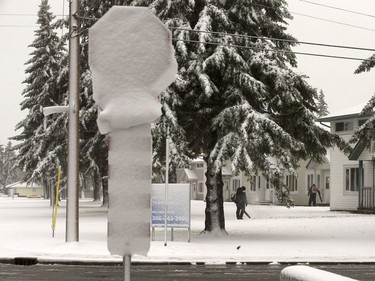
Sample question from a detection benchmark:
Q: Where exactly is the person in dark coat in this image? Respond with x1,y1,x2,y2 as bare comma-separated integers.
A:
235,186,249,219
308,184,321,206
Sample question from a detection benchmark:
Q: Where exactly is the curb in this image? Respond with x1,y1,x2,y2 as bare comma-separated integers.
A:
2,258,375,267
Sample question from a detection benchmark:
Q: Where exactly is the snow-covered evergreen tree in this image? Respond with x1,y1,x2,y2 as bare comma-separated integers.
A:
316,90,329,118
0,142,22,189
78,0,131,204
12,0,68,191
125,0,349,233
350,54,375,145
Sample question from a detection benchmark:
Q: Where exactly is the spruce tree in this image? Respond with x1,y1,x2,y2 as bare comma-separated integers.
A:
126,0,349,232
12,0,68,192
350,54,375,145
0,142,22,188
316,90,329,118
78,0,131,204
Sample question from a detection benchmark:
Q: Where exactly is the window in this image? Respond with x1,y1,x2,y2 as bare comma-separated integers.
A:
198,182,204,193
265,177,274,189
345,167,363,192
307,174,314,193
317,175,321,189
191,183,196,192
250,176,256,191
286,175,297,192
196,163,204,168
224,180,229,191
325,176,330,190
335,121,353,132
232,179,240,192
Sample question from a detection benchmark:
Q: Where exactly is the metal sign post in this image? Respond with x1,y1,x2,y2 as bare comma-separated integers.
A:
164,128,169,247
124,255,131,281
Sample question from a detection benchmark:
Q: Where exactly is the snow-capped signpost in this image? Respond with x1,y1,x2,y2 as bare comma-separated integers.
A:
89,6,177,281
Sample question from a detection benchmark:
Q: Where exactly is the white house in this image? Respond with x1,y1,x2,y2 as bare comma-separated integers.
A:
5,181,44,198
317,103,374,211
177,156,329,206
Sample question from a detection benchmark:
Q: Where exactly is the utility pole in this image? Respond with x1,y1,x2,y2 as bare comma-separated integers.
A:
66,0,80,242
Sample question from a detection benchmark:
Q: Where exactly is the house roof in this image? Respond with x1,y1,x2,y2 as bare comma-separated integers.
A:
306,155,330,169
317,103,371,122
348,139,366,161
182,169,198,181
5,182,43,189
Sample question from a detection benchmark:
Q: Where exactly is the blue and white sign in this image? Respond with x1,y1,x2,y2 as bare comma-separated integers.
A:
152,183,190,228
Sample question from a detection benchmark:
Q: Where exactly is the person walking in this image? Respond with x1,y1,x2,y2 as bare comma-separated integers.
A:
308,184,322,206
235,186,250,219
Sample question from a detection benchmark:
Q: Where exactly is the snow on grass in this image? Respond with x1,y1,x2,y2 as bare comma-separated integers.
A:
0,198,374,263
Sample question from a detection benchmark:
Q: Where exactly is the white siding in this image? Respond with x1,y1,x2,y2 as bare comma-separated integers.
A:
330,131,362,210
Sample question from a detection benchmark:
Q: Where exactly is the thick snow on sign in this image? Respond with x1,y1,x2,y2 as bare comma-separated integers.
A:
89,6,177,133
89,6,177,257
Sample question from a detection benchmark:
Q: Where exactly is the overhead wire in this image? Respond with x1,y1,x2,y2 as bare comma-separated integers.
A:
298,0,375,18
291,12,375,32
251,2,375,32
0,13,36,16
1,3,375,32
0,25,37,28
172,38,375,63
170,27,375,52
2,3,375,62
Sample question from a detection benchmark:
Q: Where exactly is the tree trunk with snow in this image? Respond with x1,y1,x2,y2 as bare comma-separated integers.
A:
101,176,109,207
92,172,101,202
204,162,225,232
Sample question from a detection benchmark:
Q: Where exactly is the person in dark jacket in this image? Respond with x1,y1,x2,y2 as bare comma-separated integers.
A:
235,186,249,219
308,184,322,206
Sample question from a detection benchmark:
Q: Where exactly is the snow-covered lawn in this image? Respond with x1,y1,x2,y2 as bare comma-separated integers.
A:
0,198,374,264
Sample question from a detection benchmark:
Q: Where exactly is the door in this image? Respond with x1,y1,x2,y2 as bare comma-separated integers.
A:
324,175,330,204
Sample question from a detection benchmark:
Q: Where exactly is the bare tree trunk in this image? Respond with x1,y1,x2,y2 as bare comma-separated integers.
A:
204,160,225,232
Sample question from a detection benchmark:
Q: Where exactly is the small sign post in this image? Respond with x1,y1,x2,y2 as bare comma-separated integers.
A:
89,6,177,281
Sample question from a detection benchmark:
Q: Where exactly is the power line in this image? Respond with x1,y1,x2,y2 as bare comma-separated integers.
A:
170,27,375,52
252,2,375,32
172,38,375,63
0,25,37,28
0,13,66,17
291,12,375,32
298,0,375,18
0,13,36,16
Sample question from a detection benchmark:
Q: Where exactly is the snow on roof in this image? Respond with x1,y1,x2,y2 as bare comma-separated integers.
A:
191,157,204,163
317,103,369,122
5,182,42,188
183,168,198,181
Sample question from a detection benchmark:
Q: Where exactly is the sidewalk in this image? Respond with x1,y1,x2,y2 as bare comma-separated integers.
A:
0,198,374,264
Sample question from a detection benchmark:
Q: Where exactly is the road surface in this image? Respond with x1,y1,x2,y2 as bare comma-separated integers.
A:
0,263,374,280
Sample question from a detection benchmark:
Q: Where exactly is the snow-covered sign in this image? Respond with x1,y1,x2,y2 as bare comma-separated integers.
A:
89,6,177,133
89,6,177,257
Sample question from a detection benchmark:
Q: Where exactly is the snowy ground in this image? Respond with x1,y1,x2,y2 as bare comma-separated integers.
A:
0,198,374,264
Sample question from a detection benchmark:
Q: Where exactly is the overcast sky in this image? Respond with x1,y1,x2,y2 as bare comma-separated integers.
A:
0,0,375,146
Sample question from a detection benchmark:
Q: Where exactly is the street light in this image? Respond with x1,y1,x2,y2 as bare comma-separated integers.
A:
42,103,79,242
66,0,80,242
43,0,80,244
